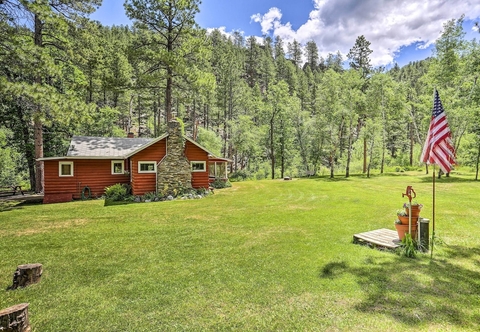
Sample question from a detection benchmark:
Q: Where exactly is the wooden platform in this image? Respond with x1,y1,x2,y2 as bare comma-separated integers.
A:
353,228,401,249
0,193,44,203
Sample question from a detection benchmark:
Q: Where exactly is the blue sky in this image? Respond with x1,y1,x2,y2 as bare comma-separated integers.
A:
90,0,480,68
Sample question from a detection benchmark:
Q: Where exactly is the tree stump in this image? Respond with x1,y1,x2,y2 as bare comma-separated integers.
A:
9,264,43,290
0,303,30,332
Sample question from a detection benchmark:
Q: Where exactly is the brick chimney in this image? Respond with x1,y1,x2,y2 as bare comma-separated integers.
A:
127,132,134,138
156,121,192,194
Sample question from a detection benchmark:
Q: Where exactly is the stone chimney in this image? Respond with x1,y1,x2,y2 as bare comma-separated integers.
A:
156,121,192,195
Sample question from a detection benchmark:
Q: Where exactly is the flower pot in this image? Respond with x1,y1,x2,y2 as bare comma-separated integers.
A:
405,205,421,217
395,223,418,241
397,216,418,225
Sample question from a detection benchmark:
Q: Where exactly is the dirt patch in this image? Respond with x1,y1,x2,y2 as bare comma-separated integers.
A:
0,219,89,237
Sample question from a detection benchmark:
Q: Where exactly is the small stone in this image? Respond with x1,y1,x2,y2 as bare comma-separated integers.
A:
167,195,174,201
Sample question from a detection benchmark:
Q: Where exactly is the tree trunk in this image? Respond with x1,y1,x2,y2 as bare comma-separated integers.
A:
16,105,35,190
34,115,43,193
345,117,354,178
409,122,414,166
476,141,480,181
363,138,367,173
270,117,275,179
280,140,285,179
367,138,375,178
329,152,334,179
137,95,142,136
166,68,173,122
34,14,44,193
0,303,30,332
9,264,43,290
380,98,386,174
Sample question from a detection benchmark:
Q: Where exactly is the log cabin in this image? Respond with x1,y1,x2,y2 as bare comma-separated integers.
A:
38,121,230,203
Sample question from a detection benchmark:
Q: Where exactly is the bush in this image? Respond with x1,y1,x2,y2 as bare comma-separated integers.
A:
229,170,249,182
104,183,130,201
143,192,157,201
211,179,232,189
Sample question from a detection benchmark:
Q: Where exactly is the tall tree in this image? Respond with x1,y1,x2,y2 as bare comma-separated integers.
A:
124,0,202,122
287,39,302,68
0,0,101,192
304,41,319,71
347,35,373,173
347,35,373,78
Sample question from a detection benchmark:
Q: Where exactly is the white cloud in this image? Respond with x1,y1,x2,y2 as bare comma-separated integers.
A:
252,0,480,66
251,7,282,35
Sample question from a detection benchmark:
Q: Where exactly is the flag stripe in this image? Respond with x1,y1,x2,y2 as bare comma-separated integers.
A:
420,90,456,173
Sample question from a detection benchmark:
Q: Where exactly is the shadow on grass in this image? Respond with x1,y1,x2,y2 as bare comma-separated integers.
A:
103,199,137,207
305,172,430,182
319,247,480,329
418,175,479,183
0,201,26,212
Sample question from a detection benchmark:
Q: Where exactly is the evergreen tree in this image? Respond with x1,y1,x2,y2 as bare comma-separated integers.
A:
0,0,101,192
124,0,202,122
304,41,319,71
347,35,373,78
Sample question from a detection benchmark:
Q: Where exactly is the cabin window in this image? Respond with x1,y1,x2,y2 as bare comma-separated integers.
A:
111,160,124,175
191,161,206,172
59,161,74,177
208,162,227,178
138,161,156,173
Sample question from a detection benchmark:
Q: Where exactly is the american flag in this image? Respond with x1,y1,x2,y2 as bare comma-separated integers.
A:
420,90,456,173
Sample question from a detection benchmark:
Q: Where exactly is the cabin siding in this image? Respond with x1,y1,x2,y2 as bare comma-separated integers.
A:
185,141,209,188
43,134,224,203
43,159,129,203
130,139,167,195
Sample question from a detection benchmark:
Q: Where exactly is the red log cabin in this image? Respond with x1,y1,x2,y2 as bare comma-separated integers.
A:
38,121,230,204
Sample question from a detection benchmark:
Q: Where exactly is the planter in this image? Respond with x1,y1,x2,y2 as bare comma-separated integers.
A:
405,205,421,217
395,223,418,241
397,216,418,225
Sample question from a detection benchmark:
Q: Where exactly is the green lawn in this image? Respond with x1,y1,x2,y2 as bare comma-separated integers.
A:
1,172,480,331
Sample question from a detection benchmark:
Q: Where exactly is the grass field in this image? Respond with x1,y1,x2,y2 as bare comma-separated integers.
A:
1,172,480,331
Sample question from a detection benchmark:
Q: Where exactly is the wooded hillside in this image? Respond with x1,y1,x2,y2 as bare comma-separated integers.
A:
1,1,480,190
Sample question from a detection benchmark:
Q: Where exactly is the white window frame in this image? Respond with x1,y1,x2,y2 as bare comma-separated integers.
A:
111,160,125,175
191,161,206,172
59,161,74,177
138,161,157,173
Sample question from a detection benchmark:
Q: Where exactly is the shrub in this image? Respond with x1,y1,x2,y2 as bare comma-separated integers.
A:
143,192,157,201
229,170,249,182
104,183,130,201
211,179,232,189
397,233,417,258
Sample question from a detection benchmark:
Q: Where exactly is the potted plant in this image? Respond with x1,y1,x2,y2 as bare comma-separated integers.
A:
394,219,418,241
396,209,418,225
404,201,423,217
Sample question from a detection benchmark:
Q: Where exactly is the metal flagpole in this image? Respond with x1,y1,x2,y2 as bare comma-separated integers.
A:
431,164,436,259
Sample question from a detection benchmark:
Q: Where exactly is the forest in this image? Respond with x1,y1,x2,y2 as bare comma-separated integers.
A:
1,0,480,193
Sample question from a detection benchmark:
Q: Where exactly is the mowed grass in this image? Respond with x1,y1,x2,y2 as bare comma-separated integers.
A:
1,172,480,331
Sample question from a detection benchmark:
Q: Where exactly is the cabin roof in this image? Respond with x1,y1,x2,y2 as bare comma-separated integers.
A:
67,136,155,158
37,134,230,162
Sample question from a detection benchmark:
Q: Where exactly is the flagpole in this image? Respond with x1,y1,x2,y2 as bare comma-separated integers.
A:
431,164,436,259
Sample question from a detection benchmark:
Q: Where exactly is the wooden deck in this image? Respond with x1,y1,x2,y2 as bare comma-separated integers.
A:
0,193,44,203
353,228,401,249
